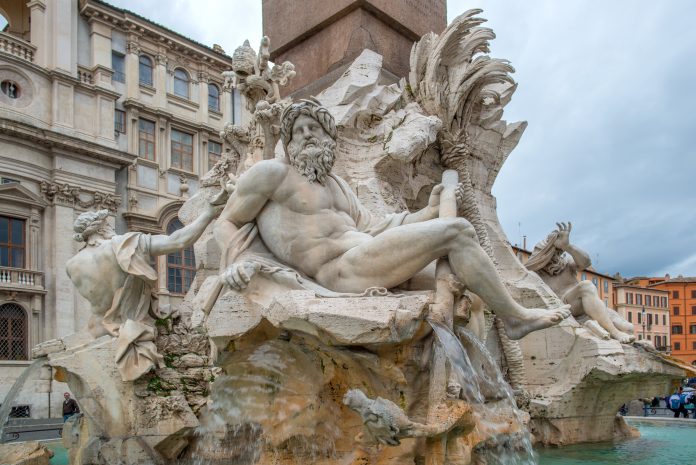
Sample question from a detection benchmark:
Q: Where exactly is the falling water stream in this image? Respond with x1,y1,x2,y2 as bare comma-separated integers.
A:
0,357,47,443
428,319,538,465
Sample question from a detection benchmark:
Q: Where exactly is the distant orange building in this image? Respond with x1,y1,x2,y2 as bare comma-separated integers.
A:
612,284,670,351
627,275,696,366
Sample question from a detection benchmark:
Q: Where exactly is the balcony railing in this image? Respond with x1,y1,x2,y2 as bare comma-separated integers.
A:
0,32,36,63
0,267,44,289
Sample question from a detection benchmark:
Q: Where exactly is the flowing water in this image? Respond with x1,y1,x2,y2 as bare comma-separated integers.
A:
428,320,538,465
0,357,47,443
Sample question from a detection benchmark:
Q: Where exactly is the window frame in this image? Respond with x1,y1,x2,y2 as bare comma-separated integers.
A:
111,51,126,83
170,128,194,172
114,109,126,134
672,325,683,335
208,83,220,111
0,215,26,268
207,140,222,171
0,303,28,360
138,118,156,161
165,218,196,295
173,68,190,99
139,54,154,86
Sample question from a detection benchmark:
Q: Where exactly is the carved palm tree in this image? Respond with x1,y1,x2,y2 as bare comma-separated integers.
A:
408,9,526,388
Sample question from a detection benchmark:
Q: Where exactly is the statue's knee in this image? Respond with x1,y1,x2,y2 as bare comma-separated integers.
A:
578,280,596,295
442,217,476,242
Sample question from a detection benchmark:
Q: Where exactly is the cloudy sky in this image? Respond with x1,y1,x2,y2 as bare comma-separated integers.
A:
107,0,696,278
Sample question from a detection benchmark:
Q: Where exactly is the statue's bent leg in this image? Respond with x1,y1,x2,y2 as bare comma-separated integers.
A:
316,217,472,292
316,218,569,339
564,281,634,343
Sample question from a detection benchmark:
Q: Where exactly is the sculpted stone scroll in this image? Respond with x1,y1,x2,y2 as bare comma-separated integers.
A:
65,202,222,381
211,98,570,340
526,222,635,343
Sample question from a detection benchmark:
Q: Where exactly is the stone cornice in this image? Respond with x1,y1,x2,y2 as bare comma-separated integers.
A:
0,117,135,167
79,0,232,72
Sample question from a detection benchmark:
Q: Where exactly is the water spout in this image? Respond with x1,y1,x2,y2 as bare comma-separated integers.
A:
0,357,47,443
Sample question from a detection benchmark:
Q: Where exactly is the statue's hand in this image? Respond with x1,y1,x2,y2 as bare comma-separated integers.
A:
553,222,572,250
222,260,261,291
427,184,444,216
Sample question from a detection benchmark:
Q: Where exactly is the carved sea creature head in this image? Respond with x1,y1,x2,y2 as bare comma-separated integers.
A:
73,209,114,244
343,389,369,410
282,99,337,184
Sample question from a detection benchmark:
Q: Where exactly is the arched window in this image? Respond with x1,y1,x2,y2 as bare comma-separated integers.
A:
0,303,27,360
166,219,195,294
139,55,153,86
173,68,189,98
208,83,220,111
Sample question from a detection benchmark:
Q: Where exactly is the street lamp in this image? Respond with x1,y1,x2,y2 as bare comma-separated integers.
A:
641,306,646,340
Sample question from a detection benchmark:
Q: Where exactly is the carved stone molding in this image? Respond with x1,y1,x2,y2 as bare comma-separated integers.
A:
127,40,140,55
39,181,121,212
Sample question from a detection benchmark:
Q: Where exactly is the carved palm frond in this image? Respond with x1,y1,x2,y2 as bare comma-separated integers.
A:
409,9,515,137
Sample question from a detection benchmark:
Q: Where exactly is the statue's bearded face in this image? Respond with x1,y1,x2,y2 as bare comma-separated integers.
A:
287,114,336,184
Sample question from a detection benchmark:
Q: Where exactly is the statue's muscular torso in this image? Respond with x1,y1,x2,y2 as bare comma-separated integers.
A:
220,159,372,278
538,260,580,300
66,242,127,316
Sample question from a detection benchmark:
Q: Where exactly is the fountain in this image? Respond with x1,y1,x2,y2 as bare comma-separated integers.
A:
6,9,687,465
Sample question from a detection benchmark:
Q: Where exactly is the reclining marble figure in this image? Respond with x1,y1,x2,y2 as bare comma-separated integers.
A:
66,203,221,381
526,222,635,343
213,99,570,339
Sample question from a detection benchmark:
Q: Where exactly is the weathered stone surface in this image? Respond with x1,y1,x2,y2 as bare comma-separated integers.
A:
265,291,431,345
0,441,53,465
522,326,683,445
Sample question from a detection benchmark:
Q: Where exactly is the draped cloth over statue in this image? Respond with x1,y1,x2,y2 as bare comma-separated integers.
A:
101,232,165,381
222,173,409,296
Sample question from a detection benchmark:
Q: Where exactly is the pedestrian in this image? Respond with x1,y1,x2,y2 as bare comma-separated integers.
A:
62,392,79,422
668,387,689,418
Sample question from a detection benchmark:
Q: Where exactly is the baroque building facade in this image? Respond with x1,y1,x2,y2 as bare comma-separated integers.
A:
0,0,244,418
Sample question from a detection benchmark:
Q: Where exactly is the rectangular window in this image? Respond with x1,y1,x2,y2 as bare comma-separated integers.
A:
627,293,633,305
112,51,125,83
0,216,25,268
692,290,696,299
674,342,681,351
654,335,660,348
171,129,194,171
692,341,696,350
674,306,680,316
648,313,653,326
692,306,696,315
637,312,642,324
627,312,632,323
672,325,683,335
647,334,651,340
138,119,156,160
662,297,667,308
663,315,666,325
604,280,609,292
114,109,126,134
690,325,696,334
645,295,651,306
673,290,679,299
636,294,643,305
208,141,222,171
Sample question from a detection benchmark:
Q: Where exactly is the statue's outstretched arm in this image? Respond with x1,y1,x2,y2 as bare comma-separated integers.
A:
150,202,221,256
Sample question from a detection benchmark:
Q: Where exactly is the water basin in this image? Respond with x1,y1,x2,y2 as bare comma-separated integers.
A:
537,419,696,465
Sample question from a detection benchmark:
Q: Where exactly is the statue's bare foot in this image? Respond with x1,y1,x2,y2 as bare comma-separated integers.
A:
501,305,571,340
609,330,635,344
614,319,634,333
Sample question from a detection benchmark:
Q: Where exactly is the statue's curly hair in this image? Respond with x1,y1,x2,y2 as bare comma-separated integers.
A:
73,209,110,242
280,98,336,152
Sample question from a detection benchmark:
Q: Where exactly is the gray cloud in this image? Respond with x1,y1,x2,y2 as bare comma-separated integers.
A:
108,0,696,277
449,0,696,277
